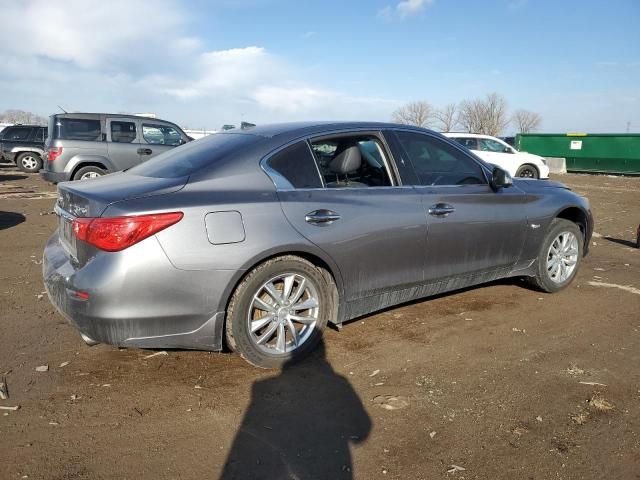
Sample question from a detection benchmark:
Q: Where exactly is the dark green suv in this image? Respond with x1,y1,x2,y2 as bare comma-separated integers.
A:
0,124,46,173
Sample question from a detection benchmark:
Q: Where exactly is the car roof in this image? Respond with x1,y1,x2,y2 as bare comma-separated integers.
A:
443,132,500,140
232,121,435,139
51,113,178,124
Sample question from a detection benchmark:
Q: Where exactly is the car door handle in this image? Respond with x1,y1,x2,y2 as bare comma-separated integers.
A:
428,203,456,217
305,209,341,225
137,148,153,155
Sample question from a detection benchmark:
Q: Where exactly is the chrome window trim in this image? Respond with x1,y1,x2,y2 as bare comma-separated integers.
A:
260,128,402,192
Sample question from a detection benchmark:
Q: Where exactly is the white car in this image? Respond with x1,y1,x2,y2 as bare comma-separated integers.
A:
443,133,549,179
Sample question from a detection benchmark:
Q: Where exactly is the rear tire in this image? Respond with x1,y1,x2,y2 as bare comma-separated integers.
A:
528,218,583,293
516,164,539,179
225,256,333,368
16,152,43,173
73,165,106,181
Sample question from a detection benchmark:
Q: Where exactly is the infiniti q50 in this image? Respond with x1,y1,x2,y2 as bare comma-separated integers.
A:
43,122,593,367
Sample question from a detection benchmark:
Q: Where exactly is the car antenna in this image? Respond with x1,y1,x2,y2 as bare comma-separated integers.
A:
57,105,68,113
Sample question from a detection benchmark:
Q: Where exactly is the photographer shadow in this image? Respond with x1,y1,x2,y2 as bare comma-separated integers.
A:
220,338,371,480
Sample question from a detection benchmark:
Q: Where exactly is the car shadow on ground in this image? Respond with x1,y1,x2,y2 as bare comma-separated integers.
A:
604,236,637,249
0,212,26,230
219,338,371,480
0,174,28,181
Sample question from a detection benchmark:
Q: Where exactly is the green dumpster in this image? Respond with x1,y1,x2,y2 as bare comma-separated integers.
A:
516,133,640,174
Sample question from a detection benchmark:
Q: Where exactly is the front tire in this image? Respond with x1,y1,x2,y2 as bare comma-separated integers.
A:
529,218,583,293
516,164,539,179
16,152,43,173
225,256,333,368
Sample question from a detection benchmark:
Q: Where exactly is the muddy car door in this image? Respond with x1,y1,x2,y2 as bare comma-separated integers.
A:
389,129,529,282
269,132,426,303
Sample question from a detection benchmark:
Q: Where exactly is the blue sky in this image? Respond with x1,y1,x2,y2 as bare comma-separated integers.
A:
0,0,638,133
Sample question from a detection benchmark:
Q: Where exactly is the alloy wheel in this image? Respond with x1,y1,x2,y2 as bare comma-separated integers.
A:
518,167,536,178
80,171,102,180
546,231,579,283
21,155,39,170
247,273,320,355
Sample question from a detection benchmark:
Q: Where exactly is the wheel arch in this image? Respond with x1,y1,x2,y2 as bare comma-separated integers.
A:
70,161,110,180
64,155,115,177
220,248,343,329
517,163,539,177
12,146,45,157
554,205,591,253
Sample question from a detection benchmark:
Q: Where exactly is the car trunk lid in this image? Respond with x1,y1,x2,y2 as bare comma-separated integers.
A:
55,172,188,262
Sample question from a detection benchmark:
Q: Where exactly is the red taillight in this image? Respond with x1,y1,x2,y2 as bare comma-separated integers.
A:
47,146,63,162
71,212,183,252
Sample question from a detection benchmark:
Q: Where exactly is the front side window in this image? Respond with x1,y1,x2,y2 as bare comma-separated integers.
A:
142,124,183,146
266,142,322,189
478,138,507,152
309,135,392,188
4,127,31,141
110,121,137,143
57,118,102,141
395,131,486,186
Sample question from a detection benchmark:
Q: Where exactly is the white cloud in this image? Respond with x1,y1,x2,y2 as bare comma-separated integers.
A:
0,0,190,70
378,0,433,20
0,0,401,127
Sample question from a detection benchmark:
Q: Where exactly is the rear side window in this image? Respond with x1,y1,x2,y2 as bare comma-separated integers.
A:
3,127,31,141
395,131,486,186
310,135,393,188
479,138,506,152
453,137,478,150
56,118,102,141
36,127,46,141
266,142,322,189
142,124,183,146
128,133,261,178
110,121,137,143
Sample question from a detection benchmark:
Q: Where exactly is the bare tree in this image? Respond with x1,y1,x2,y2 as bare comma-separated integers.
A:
434,103,459,132
512,109,541,133
458,93,509,136
0,109,47,125
391,101,435,128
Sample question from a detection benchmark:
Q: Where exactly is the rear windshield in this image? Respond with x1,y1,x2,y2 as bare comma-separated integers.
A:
128,133,261,178
53,118,102,141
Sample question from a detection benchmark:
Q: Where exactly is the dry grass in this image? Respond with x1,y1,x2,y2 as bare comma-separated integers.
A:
571,411,590,425
589,394,615,412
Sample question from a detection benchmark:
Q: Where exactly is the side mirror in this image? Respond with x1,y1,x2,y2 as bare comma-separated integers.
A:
503,146,513,153
490,166,513,190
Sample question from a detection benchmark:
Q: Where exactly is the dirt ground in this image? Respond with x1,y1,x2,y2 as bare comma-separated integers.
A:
1,164,638,480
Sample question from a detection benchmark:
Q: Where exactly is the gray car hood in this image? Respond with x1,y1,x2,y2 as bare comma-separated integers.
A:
513,178,569,192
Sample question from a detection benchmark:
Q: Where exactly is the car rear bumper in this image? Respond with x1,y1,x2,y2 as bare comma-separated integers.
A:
40,169,70,183
42,231,230,351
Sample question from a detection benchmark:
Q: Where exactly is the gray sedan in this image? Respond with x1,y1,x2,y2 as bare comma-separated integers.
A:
43,122,593,368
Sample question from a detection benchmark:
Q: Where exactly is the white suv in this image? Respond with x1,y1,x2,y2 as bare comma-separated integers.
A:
443,133,549,179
